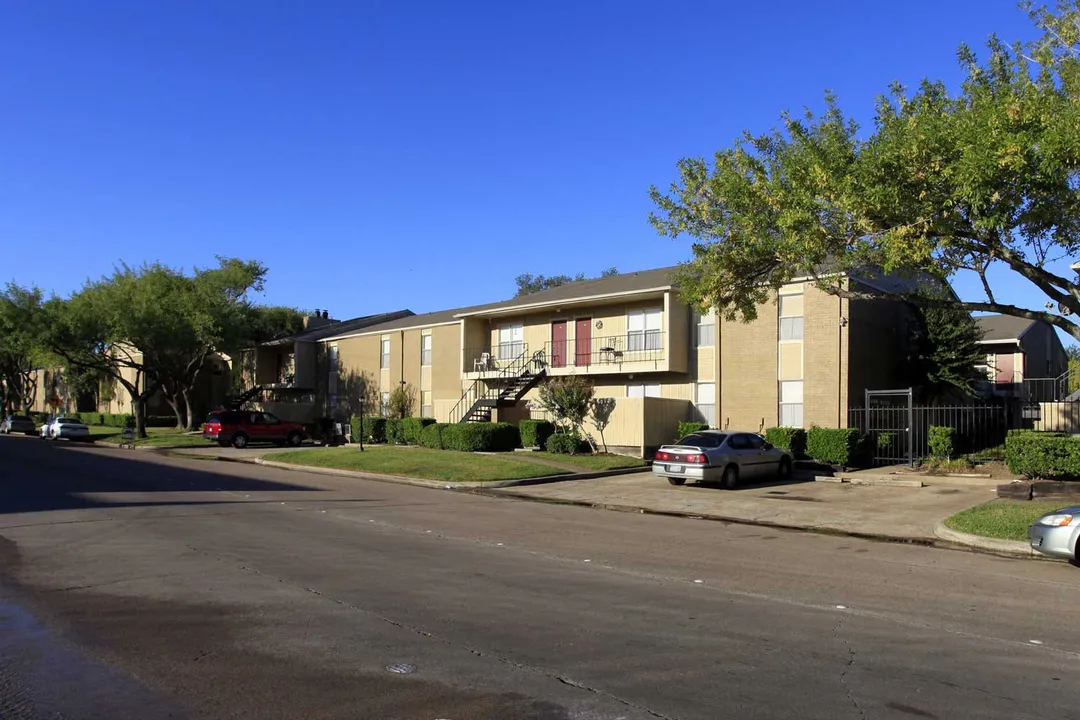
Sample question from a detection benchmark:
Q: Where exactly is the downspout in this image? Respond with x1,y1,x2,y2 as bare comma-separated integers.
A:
400,330,405,389
838,293,843,428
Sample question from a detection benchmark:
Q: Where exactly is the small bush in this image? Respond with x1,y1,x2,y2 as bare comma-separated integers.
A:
764,427,807,457
30,412,48,424
928,426,956,460
1005,431,1080,479
102,413,135,428
420,423,449,449
806,427,862,466
547,430,590,455
442,422,520,452
146,415,179,428
400,417,436,444
80,412,104,426
360,416,387,443
385,418,406,445
519,419,556,449
677,421,710,440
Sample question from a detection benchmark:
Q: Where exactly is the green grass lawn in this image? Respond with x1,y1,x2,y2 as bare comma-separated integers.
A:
272,446,571,482
528,452,647,471
89,426,213,447
944,500,1067,541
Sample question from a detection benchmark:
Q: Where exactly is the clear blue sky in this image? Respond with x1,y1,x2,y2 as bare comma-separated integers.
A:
0,0,1052,321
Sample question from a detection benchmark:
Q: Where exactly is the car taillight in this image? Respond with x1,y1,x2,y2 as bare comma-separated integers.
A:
656,451,670,461
687,454,707,464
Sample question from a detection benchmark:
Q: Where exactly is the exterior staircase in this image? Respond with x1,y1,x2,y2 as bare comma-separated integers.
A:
450,346,547,423
229,385,264,410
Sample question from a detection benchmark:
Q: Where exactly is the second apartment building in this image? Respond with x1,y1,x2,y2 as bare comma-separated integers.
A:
258,266,913,456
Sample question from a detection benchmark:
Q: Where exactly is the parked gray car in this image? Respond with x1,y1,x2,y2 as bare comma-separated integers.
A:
652,430,793,488
1028,506,1080,561
1,414,37,435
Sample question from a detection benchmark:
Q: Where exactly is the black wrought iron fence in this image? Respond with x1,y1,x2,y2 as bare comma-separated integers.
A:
849,403,1009,466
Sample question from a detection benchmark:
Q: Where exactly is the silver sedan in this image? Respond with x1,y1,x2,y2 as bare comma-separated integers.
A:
1028,506,1080,560
652,430,793,489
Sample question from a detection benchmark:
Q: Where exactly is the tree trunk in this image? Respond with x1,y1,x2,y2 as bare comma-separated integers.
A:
182,386,196,431
163,392,184,430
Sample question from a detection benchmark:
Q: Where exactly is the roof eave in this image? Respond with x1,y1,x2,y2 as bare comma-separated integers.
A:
453,286,674,319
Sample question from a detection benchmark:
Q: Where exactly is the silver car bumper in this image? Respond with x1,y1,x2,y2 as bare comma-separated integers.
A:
1029,524,1077,560
652,463,720,482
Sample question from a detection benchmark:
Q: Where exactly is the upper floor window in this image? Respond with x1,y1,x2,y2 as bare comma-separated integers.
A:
328,345,339,373
694,311,715,347
627,382,661,398
628,308,663,351
421,334,432,366
380,338,390,369
498,324,524,361
778,294,804,341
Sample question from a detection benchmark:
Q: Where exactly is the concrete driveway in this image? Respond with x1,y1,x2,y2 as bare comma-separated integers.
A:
492,473,997,541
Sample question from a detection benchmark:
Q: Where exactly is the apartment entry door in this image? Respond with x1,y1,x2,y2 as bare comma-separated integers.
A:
575,318,592,367
550,320,567,368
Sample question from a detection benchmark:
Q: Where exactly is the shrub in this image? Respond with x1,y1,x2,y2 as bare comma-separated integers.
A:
806,427,862,466
29,412,48,424
442,422,520,452
420,423,449,449
1005,431,1080,479
928,426,956,460
355,416,386,443
547,430,590,455
400,417,436,444
146,415,179,428
764,427,807,457
80,412,104,426
385,418,406,445
519,419,556,449
102,413,135,428
676,421,710,440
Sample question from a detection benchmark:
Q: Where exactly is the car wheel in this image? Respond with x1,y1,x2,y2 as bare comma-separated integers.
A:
668,477,686,486
721,464,739,490
286,431,302,447
777,457,792,479
231,433,249,449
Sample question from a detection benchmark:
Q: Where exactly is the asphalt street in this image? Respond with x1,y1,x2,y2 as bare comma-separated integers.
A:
2,435,1079,720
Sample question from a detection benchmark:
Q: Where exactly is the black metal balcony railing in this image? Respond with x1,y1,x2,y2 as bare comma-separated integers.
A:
545,333,664,369
463,343,526,373
256,389,316,404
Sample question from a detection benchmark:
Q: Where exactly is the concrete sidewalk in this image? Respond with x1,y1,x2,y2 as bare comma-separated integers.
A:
490,473,997,543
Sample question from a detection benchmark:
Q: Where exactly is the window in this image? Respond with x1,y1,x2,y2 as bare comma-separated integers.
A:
498,324,524,361
778,294,804,341
779,380,804,427
694,311,715,347
421,391,433,419
677,432,726,448
380,338,390,369
695,382,716,427
381,391,390,415
628,308,663,351
421,334,432,366
627,383,661,398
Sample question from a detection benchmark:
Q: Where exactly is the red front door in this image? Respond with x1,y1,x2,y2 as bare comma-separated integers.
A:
575,318,592,367
551,321,567,368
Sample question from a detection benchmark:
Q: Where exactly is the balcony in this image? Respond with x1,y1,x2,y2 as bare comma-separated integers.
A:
463,334,667,379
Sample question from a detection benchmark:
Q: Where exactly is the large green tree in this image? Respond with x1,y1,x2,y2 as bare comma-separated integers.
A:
905,305,987,400
0,284,46,415
649,2,1080,339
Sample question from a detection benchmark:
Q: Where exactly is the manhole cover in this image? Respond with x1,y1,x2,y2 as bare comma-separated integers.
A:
386,663,416,674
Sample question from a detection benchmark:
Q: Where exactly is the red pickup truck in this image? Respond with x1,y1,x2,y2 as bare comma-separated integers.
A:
203,410,306,449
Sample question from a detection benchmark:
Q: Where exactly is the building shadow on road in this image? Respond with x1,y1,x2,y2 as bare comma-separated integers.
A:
0,438,333,516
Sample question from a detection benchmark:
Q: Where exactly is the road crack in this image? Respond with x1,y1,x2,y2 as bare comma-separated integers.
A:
185,544,677,720
833,616,865,720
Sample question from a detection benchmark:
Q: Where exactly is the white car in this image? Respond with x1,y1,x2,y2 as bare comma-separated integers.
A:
653,430,793,489
41,416,91,441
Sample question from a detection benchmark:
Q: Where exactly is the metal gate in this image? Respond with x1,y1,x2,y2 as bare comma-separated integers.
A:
856,388,913,467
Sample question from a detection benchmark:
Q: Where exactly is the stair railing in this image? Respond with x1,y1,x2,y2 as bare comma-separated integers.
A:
449,345,543,423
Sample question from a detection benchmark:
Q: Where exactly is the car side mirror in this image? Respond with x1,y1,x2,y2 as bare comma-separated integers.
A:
763,442,773,450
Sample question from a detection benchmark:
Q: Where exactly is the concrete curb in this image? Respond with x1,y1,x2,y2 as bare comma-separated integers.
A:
251,457,652,489
814,475,924,487
933,522,1039,558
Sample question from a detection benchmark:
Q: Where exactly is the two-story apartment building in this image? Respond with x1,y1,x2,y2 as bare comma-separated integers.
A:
248,266,916,456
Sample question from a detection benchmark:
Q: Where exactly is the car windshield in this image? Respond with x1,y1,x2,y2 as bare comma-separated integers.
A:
676,433,726,448
11,415,31,421
57,418,81,424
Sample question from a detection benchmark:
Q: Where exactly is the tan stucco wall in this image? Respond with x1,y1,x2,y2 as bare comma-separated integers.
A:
718,300,778,432
802,285,848,428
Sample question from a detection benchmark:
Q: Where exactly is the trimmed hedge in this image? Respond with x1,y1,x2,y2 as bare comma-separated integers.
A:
519,419,556,449
419,423,449,449
764,427,807,458
1005,431,1080,479
928,426,956,460
806,427,862,466
79,412,104,426
102,413,135,428
385,418,406,445
442,422,520,452
401,417,436,444
677,421,710,440
547,430,589,455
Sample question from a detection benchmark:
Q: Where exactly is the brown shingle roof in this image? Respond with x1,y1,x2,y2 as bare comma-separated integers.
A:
975,314,1036,342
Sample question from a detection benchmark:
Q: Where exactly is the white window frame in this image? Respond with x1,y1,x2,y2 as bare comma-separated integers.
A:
778,294,804,342
695,382,716,427
381,391,390,416
421,333,432,366
421,390,433,419
626,382,661,398
779,380,804,428
694,311,715,348
497,323,524,361
380,338,390,369
627,308,663,352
